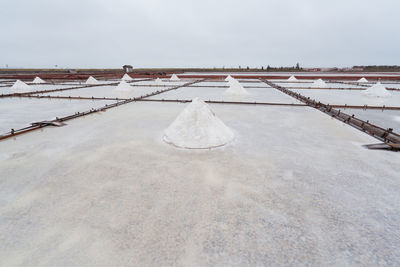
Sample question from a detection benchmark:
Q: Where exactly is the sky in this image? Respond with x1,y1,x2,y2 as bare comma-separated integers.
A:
1,0,399,69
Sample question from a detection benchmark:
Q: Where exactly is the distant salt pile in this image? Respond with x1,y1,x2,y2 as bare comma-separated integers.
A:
122,74,133,81
364,82,391,98
224,79,249,95
358,77,368,83
164,97,235,149
114,80,132,91
86,76,99,85
288,75,298,81
11,80,31,91
32,77,45,83
312,78,327,88
170,74,180,81
225,75,234,81
155,78,163,84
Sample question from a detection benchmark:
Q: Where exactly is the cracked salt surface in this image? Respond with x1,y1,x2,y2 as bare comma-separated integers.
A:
1,101,400,265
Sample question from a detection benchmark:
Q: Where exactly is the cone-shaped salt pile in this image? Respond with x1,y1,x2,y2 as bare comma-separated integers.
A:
363,82,391,97
312,78,327,88
32,77,45,83
11,80,31,91
114,80,132,91
122,74,133,81
225,75,234,81
170,74,180,81
86,76,99,85
224,79,249,95
155,78,163,84
358,77,368,83
288,75,298,81
164,97,235,149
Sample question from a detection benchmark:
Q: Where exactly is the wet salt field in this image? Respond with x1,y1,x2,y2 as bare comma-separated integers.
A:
0,84,83,94
1,76,400,139
39,85,170,99
340,108,400,131
0,98,116,133
290,88,400,106
148,86,302,104
1,74,400,265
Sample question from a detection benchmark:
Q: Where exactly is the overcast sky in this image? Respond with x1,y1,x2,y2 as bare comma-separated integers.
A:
1,0,399,69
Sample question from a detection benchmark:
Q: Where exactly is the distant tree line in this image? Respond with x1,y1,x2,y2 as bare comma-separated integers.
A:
353,65,400,72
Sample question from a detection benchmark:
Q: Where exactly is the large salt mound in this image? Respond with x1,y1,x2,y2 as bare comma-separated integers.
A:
86,76,99,85
163,97,235,149
224,79,249,95
32,77,45,83
114,80,132,91
122,74,133,81
11,80,31,91
312,78,327,88
170,74,180,81
364,82,391,98
288,75,298,81
358,77,368,83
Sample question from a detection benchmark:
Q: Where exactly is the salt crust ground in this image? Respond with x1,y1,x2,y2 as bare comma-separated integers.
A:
1,102,400,266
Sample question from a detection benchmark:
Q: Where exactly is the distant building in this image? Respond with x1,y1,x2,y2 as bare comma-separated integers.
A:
123,65,133,73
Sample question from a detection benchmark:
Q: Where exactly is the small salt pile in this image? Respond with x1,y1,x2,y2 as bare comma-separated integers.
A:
164,97,235,149
288,75,298,81
363,82,391,98
32,77,45,83
11,80,31,91
122,74,133,81
86,76,99,85
358,77,368,83
225,75,234,81
114,80,132,91
155,78,163,84
170,74,180,81
312,79,327,88
224,79,249,95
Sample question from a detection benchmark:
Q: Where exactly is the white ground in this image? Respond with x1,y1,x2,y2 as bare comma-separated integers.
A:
0,84,83,94
1,102,400,266
0,98,116,133
149,86,301,104
40,85,172,99
290,89,400,106
1,74,400,265
337,108,400,131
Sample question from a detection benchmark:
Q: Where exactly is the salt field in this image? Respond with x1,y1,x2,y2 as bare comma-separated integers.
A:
1,72,400,265
2,0,400,261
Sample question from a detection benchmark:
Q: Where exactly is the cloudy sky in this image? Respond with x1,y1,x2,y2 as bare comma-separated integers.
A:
1,0,399,69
